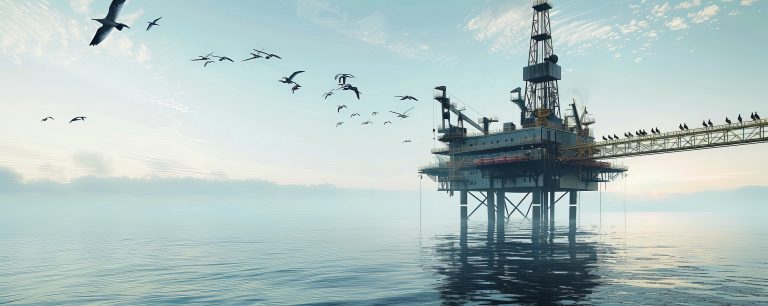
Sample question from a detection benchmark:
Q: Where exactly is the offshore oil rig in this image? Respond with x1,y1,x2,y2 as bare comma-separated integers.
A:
419,0,768,239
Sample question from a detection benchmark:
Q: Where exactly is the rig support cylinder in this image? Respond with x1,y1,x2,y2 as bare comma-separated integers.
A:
487,191,496,234
496,191,505,239
460,190,468,246
569,191,578,231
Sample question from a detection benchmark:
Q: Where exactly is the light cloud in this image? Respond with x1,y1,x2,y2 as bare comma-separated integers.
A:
665,17,690,30
688,5,720,23
69,0,95,15
675,0,702,9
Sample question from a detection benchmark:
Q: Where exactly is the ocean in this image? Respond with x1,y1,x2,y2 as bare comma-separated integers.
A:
1,194,767,305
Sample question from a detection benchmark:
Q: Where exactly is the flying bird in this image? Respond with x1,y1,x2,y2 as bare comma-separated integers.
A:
403,140,412,143
291,84,301,94
41,116,54,122
146,17,161,31
336,122,344,127
372,112,378,116
350,113,360,118
323,91,334,99
89,0,130,46
390,107,415,119
192,52,214,61
279,71,305,84
203,60,215,67
254,49,281,59
341,84,361,100
213,55,234,62
384,121,392,125
69,116,86,123
395,95,418,101
242,53,263,62
361,120,373,125
337,105,347,113
335,74,355,85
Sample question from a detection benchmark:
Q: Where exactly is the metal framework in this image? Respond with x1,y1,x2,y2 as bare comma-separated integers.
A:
564,119,768,160
523,0,561,123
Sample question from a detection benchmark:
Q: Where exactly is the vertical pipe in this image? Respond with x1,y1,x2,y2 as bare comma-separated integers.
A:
460,190,468,246
532,189,542,238
549,191,556,229
487,191,496,236
542,190,549,226
496,190,505,241
569,191,578,233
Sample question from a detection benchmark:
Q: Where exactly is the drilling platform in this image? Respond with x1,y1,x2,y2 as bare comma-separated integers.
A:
419,0,768,238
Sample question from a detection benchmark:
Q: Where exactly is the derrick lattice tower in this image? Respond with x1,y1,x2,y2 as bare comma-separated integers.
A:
521,0,562,127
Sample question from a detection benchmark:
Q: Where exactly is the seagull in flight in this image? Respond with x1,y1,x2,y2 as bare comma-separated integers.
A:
280,71,305,84
361,120,373,125
323,91,335,100
146,17,161,31
89,0,130,46
291,84,301,94
336,122,344,127
254,49,281,59
41,116,54,122
192,52,214,61
383,121,392,125
396,95,418,101
242,53,263,62
372,112,378,116
203,60,215,67
337,105,347,113
335,74,355,85
390,107,415,119
350,113,360,118
341,84,361,100
403,140,413,143
69,116,86,123
213,55,234,62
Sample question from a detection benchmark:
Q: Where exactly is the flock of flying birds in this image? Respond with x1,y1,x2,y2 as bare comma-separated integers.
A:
48,0,418,143
601,112,762,141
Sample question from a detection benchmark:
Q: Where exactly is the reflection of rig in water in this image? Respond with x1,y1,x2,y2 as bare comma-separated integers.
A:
419,0,768,236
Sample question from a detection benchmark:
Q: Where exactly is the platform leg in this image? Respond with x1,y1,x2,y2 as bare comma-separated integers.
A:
487,191,495,237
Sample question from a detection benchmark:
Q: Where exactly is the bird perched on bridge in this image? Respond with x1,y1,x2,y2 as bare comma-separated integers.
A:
624,133,629,138
335,74,354,85
41,117,54,122
280,71,305,85
341,84,361,100
608,135,614,140
212,55,234,62
707,119,714,127
702,120,708,128
602,136,608,141
679,124,684,131
396,95,418,101
146,17,161,31
350,113,360,118
684,123,689,130
726,117,732,125
756,112,762,120
614,134,619,139
336,122,344,127
89,0,130,46
337,105,347,113
738,114,743,123
69,116,86,123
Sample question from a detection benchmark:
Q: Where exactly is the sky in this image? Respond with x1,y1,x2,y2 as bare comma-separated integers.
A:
0,0,766,196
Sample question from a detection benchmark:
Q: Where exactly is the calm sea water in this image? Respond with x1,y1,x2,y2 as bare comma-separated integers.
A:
1,199,767,305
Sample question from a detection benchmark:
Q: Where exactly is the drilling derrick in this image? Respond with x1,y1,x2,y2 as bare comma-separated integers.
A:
521,0,562,128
